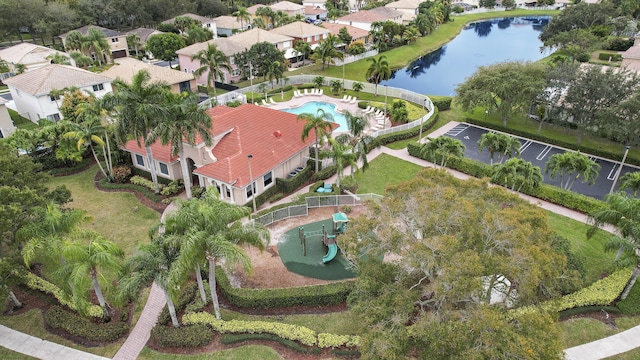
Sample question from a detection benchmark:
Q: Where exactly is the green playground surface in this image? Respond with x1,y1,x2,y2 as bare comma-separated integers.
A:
277,218,356,280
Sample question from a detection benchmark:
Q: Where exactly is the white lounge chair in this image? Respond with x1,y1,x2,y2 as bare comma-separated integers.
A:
254,102,259,106
345,95,352,102
341,95,349,102
313,88,319,95
293,90,300,97
303,89,309,96
363,105,372,113
350,97,357,104
261,99,270,106
270,97,277,105
318,89,323,96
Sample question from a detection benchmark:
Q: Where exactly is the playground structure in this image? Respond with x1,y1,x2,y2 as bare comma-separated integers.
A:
298,212,349,264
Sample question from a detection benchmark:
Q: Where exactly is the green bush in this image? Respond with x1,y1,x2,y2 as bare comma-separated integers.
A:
276,166,312,194
150,324,213,348
111,166,132,183
130,175,158,191
318,333,360,348
598,52,622,62
160,179,184,196
130,167,173,185
617,281,640,314
98,177,161,202
432,97,452,111
267,85,293,95
48,157,94,176
357,101,368,109
44,306,128,343
339,176,358,193
268,193,284,203
157,282,198,326
225,100,243,107
221,333,311,353
311,165,337,181
603,37,634,51
215,267,352,308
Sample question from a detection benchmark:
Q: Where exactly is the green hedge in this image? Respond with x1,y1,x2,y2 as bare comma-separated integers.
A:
44,306,128,343
157,282,198,326
616,280,640,314
559,305,620,318
267,85,293,95
216,267,352,308
598,52,622,62
370,108,440,151
310,165,337,181
48,157,94,176
150,324,213,348
276,166,312,194
431,97,452,111
464,117,639,167
99,177,161,202
221,333,316,353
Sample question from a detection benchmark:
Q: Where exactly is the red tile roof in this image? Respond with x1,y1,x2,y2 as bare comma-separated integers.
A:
123,138,179,164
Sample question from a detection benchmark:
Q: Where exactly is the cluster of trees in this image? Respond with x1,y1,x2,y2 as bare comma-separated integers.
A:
340,169,582,359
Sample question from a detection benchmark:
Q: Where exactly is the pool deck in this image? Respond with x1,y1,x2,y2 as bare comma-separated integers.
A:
262,93,388,134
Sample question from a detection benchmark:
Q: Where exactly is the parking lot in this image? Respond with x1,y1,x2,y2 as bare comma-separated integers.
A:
444,123,639,200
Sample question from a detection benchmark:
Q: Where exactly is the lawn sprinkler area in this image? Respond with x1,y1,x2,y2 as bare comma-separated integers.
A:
277,216,355,280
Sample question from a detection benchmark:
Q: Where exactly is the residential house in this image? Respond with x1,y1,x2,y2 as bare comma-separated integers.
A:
0,43,75,75
302,0,328,10
3,64,112,123
126,28,164,58
622,44,640,73
335,7,404,31
248,1,305,28
123,104,335,206
0,98,16,138
178,28,294,85
162,13,218,37
304,6,328,22
321,22,372,48
60,25,129,61
101,58,195,94
215,15,252,37
385,0,422,24
269,21,330,64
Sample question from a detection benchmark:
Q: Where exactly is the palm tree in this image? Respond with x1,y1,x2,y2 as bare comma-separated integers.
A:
311,34,343,70
69,51,93,69
545,151,601,191
46,53,70,65
184,26,213,45
324,138,357,188
335,111,375,175
64,30,84,52
491,158,542,192
266,61,284,89
75,97,115,182
588,192,640,299
298,109,335,172
252,17,267,29
478,132,520,165
366,55,391,96
191,43,232,97
620,172,640,197
147,92,213,199
126,33,142,57
233,7,251,31
167,189,268,319
104,70,170,193
352,82,364,96
14,63,26,75
64,116,111,181
419,136,465,168
294,40,312,66
255,6,276,28
81,28,110,66
56,235,124,318
119,238,182,327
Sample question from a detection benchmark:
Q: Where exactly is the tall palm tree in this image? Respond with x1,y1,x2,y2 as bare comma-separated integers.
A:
312,34,343,70
233,7,251,31
478,132,520,165
184,26,213,45
366,55,391,96
64,116,111,181
167,188,268,319
46,53,70,65
620,172,640,197
104,70,170,193
126,33,141,57
324,138,357,188
81,28,110,66
294,40,312,66
298,109,335,172
191,43,232,98
545,151,601,191
56,235,124,318
266,61,284,89
335,111,375,175
119,238,182,327
419,136,465,169
147,92,213,199
64,30,84,52
75,97,115,182
588,192,640,299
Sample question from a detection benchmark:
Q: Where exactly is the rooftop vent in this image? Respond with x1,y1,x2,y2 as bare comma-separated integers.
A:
273,130,282,138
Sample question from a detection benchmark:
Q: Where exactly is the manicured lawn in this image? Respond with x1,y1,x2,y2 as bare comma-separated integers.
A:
220,309,361,335
606,348,640,359
354,153,424,195
558,315,640,349
47,165,160,255
8,109,38,131
138,346,283,360
0,309,122,358
0,346,37,360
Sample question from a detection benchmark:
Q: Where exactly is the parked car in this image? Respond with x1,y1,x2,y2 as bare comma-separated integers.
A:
313,19,322,25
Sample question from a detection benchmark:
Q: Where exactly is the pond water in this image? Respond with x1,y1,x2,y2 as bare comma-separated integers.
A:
379,16,552,96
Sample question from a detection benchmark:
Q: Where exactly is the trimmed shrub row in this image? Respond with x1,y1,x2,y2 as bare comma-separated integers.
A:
216,267,352,308
221,333,318,353
310,165,337,181
431,97,452,111
277,166,312,194
598,52,623,62
44,306,128,343
150,324,213,348
464,117,640,167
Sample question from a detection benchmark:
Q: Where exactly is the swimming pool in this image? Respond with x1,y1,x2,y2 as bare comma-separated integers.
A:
282,101,349,132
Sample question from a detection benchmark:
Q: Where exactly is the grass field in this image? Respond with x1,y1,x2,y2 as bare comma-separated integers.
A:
354,153,424,194
558,315,640,349
46,165,160,256
138,346,283,360
0,346,37,360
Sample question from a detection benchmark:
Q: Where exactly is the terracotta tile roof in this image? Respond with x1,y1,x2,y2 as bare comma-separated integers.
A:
101,58,194,85
304,6,326,15
162,13,215,25
176,37,249,58
321,22,369,39
623,45,640,60
0,43,67,66
3,64,111,96
61,25,121,38
123,138,179,164
270,21,330,38
126,28,164,43
337,7,403,23
270,1,305,11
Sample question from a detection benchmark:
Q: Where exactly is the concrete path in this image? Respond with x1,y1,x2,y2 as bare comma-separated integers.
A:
0,325,109,360
564,326,640,360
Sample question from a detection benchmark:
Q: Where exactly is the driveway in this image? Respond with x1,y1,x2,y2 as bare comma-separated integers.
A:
444,123,638,200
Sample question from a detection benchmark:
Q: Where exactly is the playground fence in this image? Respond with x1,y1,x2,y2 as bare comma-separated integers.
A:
254,193,384,227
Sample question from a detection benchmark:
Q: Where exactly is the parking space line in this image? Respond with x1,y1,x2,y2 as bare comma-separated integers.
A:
519,140,532,153
607,164,618,181
446,124,470,137
536,146,552,161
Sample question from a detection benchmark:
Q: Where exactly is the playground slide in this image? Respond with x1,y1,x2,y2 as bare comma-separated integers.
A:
322,243,338,264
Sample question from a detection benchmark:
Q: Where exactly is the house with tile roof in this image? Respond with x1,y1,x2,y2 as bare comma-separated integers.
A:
101,58,195,94
122,104,336,206
0,43,75,74
304,6,328,22
321,22,372,47
303,0,328,10
125,28,164,58
269,21,330,53
622,44,640,73
335,7,403,31
60,25,129,61
385,0,422,24
0,98,16,138
178,28,294,85
3,64,112,123
215,15,252,37
162,13,218,37
270,1,306,16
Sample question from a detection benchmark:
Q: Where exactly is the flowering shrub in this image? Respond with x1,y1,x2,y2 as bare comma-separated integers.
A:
111,166,131,183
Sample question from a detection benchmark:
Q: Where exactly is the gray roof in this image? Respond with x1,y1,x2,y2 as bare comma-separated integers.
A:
126,28,164,43
61,25,121,38
4,64,111,96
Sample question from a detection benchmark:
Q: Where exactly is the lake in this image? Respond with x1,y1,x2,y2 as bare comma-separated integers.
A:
379,16,552,96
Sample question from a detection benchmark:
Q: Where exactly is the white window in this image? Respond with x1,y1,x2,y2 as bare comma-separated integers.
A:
47,113,61,122
135,154,145,167
225,186,231,198
49,94,60,102
263,171,273,187
111,38,119,43
159,163,169,175
93,83,104,91
232,68,240,76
